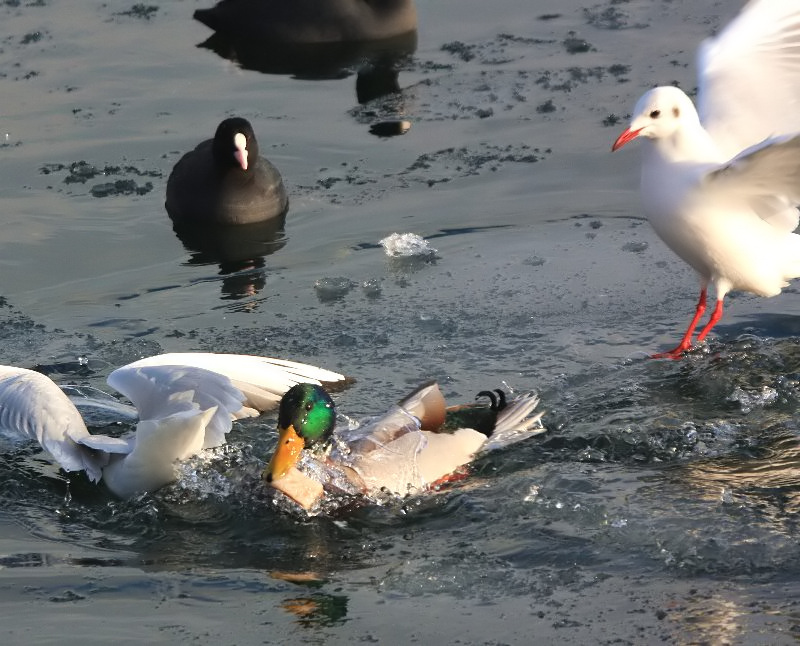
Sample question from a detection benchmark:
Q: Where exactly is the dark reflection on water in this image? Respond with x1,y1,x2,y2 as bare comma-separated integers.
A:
172,213,287,300
197,31,417,81
355,63,402,104
196,25,417,138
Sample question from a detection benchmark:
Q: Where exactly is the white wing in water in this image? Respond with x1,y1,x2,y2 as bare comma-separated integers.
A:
0,353,347,497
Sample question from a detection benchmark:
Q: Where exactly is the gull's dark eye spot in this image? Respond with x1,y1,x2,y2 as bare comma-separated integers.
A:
672,106,680,118
649,109,661,119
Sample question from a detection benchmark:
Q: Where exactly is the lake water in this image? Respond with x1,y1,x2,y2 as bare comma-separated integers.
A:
2,0,800,643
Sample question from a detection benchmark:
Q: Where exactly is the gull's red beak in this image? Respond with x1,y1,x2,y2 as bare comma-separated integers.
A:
612,127,643,151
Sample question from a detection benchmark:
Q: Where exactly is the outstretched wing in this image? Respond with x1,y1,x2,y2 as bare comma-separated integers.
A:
107,364,246,449
698,0,800,159
124,353,346,413
0,366,107,481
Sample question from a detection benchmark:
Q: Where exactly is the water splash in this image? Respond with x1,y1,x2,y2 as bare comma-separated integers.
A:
379,233,437,258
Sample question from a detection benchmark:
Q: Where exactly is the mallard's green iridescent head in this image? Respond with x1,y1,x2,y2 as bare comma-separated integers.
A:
264,383,336,483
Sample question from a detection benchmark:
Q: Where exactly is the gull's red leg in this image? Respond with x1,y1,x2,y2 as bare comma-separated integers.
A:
651,288,707,359
695,298,723,343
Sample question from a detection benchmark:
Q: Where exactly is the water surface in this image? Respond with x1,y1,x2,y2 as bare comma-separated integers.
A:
2,0,800,643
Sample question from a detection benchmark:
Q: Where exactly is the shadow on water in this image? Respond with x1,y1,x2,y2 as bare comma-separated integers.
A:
352,224,514,252
715,310,800,339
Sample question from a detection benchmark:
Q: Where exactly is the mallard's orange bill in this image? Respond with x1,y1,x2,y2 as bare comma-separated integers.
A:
264,424,304,482
269,466,324,510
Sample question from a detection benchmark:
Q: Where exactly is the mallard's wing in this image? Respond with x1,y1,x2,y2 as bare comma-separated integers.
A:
341,405,418,455
341,381,446,455
411,392,545,487
396,381,446,430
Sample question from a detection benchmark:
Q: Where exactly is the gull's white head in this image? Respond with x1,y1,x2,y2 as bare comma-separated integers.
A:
612,86,699,151
233,132,249,171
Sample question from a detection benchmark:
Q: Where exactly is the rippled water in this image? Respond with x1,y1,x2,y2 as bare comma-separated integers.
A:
2,0,800,643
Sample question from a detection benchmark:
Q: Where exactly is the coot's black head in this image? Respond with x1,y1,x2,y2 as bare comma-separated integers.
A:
212,117,259,173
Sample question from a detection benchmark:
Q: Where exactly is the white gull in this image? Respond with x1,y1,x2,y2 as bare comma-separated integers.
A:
612,0,800,358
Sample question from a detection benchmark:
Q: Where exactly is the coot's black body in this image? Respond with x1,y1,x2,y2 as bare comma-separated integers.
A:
166,118,288,226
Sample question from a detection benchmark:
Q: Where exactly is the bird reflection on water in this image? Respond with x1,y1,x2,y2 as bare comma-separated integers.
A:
194,6,417,138
171,214,287,302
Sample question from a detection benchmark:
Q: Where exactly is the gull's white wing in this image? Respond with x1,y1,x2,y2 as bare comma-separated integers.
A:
698,0,800,159
107,364,246,449
0,366,108,481
124,353,346,413
706,133,800,232
0,361,267,496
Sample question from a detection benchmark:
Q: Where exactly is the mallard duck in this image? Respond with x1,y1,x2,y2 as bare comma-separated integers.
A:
194,0,418,45
165,118,288,226
265,382,545,511
0,353,345,498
